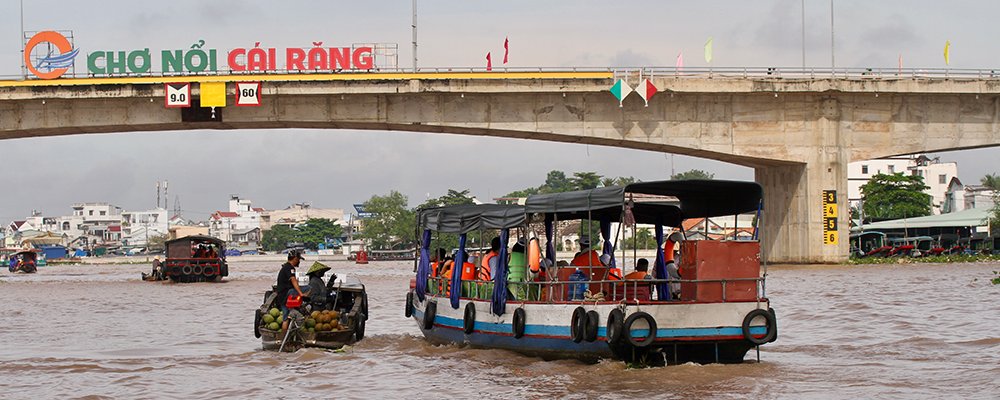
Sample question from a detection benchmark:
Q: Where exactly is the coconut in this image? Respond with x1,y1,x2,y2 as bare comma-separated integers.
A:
311,311,320,319
269,308,281,318
267,322,280,331
305,318,316,328
263,314,275,324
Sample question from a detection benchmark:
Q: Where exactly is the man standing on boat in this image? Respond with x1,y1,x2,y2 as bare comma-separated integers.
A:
276,250,307,331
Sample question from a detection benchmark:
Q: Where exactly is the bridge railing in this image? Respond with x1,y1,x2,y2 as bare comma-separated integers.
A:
612,66,1000,81
4,66,999,82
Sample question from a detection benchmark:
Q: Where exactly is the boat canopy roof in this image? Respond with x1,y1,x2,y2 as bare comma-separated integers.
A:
524,179,763,223
417,204,525,234
165,235,226,248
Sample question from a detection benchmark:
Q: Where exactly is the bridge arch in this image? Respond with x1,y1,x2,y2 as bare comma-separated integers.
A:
3,72,1000,262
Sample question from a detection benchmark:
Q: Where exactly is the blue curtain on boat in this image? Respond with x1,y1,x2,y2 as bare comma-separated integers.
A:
544,216,556,265
653,223,671,301
600,218,616,267
415,229,432,301
450,233,467,309
491,228,511,316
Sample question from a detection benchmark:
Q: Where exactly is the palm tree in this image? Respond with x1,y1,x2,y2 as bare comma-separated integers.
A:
981,173,1000,190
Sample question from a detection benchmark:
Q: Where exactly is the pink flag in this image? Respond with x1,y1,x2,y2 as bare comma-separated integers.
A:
503,37,509,64
486,52,492,71
675,51,684,72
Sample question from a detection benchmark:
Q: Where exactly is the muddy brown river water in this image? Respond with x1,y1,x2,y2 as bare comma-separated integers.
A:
1,260,999,399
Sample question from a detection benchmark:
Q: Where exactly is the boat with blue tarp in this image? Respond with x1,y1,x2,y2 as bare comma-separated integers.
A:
405,179,777,365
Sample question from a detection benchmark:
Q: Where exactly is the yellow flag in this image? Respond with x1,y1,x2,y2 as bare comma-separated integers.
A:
200,82,227,107
944,40,951,65
704,37,714,63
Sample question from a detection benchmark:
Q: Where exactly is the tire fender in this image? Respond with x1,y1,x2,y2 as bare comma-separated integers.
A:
254,309,262,339
463,302,476,334
512,308,527,339
423,301,437,330
355,312,366,341
584,310,599,342
606,308,625,344
570,306,587,343
624,311,657,347
405,292,414,318
742,308,777,345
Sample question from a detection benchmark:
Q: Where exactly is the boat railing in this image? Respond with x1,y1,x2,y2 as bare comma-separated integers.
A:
424,275,765,304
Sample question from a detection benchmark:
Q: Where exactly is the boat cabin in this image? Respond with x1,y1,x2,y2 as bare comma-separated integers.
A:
163,235,229,282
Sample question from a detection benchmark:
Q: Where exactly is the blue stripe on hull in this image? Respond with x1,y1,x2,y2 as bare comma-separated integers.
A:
413,310,612,358
415,309,766,341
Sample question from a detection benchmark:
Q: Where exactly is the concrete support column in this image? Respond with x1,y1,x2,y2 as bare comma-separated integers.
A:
756,98,849,263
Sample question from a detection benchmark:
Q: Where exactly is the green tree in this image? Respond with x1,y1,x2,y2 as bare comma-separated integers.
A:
571,171,602,190
671,169,715,180
541,170,574,193
991,192,1000,236
262,225,298,252
359,191,416,250
419,189,477,209
982,173,1000,190
147,234,169,252
504,187,539,198
624,228,657,250
860,173,932,222
296,218,344,250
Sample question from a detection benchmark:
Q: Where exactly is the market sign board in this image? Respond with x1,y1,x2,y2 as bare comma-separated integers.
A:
22,31,386,80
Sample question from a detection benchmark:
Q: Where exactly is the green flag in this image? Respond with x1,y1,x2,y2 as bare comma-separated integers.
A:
704,37,714,63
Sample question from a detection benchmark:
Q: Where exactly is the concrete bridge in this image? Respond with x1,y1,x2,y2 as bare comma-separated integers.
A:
2,69,999,263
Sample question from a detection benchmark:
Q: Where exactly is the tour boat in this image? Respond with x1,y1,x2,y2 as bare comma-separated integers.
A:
405,180,777,365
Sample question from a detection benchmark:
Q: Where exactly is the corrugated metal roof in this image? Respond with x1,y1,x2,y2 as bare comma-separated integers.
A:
853,207,992,231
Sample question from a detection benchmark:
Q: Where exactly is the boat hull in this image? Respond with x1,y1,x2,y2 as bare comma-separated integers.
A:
410,293,771,364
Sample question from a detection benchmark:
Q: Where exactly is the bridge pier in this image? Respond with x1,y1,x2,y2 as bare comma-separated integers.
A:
755,102,850,264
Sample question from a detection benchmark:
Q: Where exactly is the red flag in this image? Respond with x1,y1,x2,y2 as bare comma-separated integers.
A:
503,37,509,64
486,52,492,71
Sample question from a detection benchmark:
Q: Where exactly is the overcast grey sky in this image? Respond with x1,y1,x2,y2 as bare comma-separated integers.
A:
1,1,998,221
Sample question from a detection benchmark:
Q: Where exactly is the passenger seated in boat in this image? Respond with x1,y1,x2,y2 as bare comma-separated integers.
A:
193,245,207,258
430,248,447,278
206,246,218,259
624,258,652,280
306,261,335,308
479,236,502,281
570,236,601,268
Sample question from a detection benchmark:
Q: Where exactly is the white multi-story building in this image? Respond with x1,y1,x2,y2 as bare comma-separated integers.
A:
259,203,346,231
209,195,262,244
848,155,958,215
121,208,169,248
72,203,124,245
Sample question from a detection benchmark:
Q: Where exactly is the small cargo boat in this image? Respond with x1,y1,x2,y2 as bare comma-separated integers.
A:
160,235,229,282
254,275,369,352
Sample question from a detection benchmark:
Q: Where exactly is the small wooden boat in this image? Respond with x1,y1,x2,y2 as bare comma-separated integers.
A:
255,275,368,352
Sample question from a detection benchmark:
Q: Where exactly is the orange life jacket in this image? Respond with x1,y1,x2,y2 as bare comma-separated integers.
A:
571,250,601,267
623,270,651,280
607,266,622,280
431,261,441,278
480,251,497,281
460,261,476,281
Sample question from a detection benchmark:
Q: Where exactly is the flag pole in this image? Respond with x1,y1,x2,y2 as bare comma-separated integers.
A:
411,0,417,72
20,0,25,80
